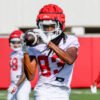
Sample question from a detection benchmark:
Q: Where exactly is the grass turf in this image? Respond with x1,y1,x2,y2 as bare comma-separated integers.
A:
0,89,100,100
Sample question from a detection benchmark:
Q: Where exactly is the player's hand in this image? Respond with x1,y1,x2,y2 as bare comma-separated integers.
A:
33,29,51,44
8,84,18,94
22,41,28,53
21,34,28,53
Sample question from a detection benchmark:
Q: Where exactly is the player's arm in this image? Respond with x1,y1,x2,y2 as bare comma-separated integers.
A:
32,29,78,64
8,60,26,94
16,59,26,87
48,41,78,64
23,53,37,81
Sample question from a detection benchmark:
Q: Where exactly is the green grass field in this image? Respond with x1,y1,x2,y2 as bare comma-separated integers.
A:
0,89,100,100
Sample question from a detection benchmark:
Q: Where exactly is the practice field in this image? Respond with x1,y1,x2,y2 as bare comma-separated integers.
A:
0,89,100,100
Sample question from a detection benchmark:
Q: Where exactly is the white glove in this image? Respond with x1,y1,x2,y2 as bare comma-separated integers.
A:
22,41,28,53
33,29,51,44
8,84,18,94
90,85,97,94
21,34,28,53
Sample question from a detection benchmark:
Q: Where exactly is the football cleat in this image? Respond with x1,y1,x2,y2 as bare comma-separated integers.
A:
90,85,97,94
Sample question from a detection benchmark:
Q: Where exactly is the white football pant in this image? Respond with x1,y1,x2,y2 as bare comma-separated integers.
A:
34,84,70,100
7,80,31,100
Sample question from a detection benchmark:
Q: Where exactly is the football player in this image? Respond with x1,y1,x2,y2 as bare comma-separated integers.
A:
23,4,80,100
7,30,31,100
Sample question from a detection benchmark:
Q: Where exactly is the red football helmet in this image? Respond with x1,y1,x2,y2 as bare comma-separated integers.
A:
9,30,23,51
36,4,65,39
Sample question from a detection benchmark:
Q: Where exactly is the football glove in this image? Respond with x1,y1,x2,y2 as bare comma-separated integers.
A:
33,29,51,44
20,34,28,53
22,41,28,53
8,83,18,94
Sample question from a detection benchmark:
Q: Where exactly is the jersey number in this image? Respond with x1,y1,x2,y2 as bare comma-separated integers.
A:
38,55,65,77
10,58,18,71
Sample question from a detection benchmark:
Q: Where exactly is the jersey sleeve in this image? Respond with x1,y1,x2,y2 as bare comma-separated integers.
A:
27,47,36,56
67,35,80,49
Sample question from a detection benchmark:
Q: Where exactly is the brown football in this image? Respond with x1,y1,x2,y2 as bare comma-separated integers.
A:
25,30,38,46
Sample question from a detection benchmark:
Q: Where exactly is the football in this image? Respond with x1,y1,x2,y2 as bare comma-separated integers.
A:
24,30,38,46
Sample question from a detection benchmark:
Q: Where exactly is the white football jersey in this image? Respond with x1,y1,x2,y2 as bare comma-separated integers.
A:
28,34,80,88
10,50,23,84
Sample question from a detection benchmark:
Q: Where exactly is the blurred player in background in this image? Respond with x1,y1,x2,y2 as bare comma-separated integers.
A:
90,72,100,94
23,4,80,100
7,30,31,100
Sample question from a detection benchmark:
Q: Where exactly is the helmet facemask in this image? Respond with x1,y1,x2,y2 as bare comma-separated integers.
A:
10,38,22,51
38,20,62,40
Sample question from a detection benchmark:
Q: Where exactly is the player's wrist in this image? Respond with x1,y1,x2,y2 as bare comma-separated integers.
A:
15,83,18,87
45,40,50,45
47,41,54,48
22,44,28,53
22,48,28,53
8,83,18,94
